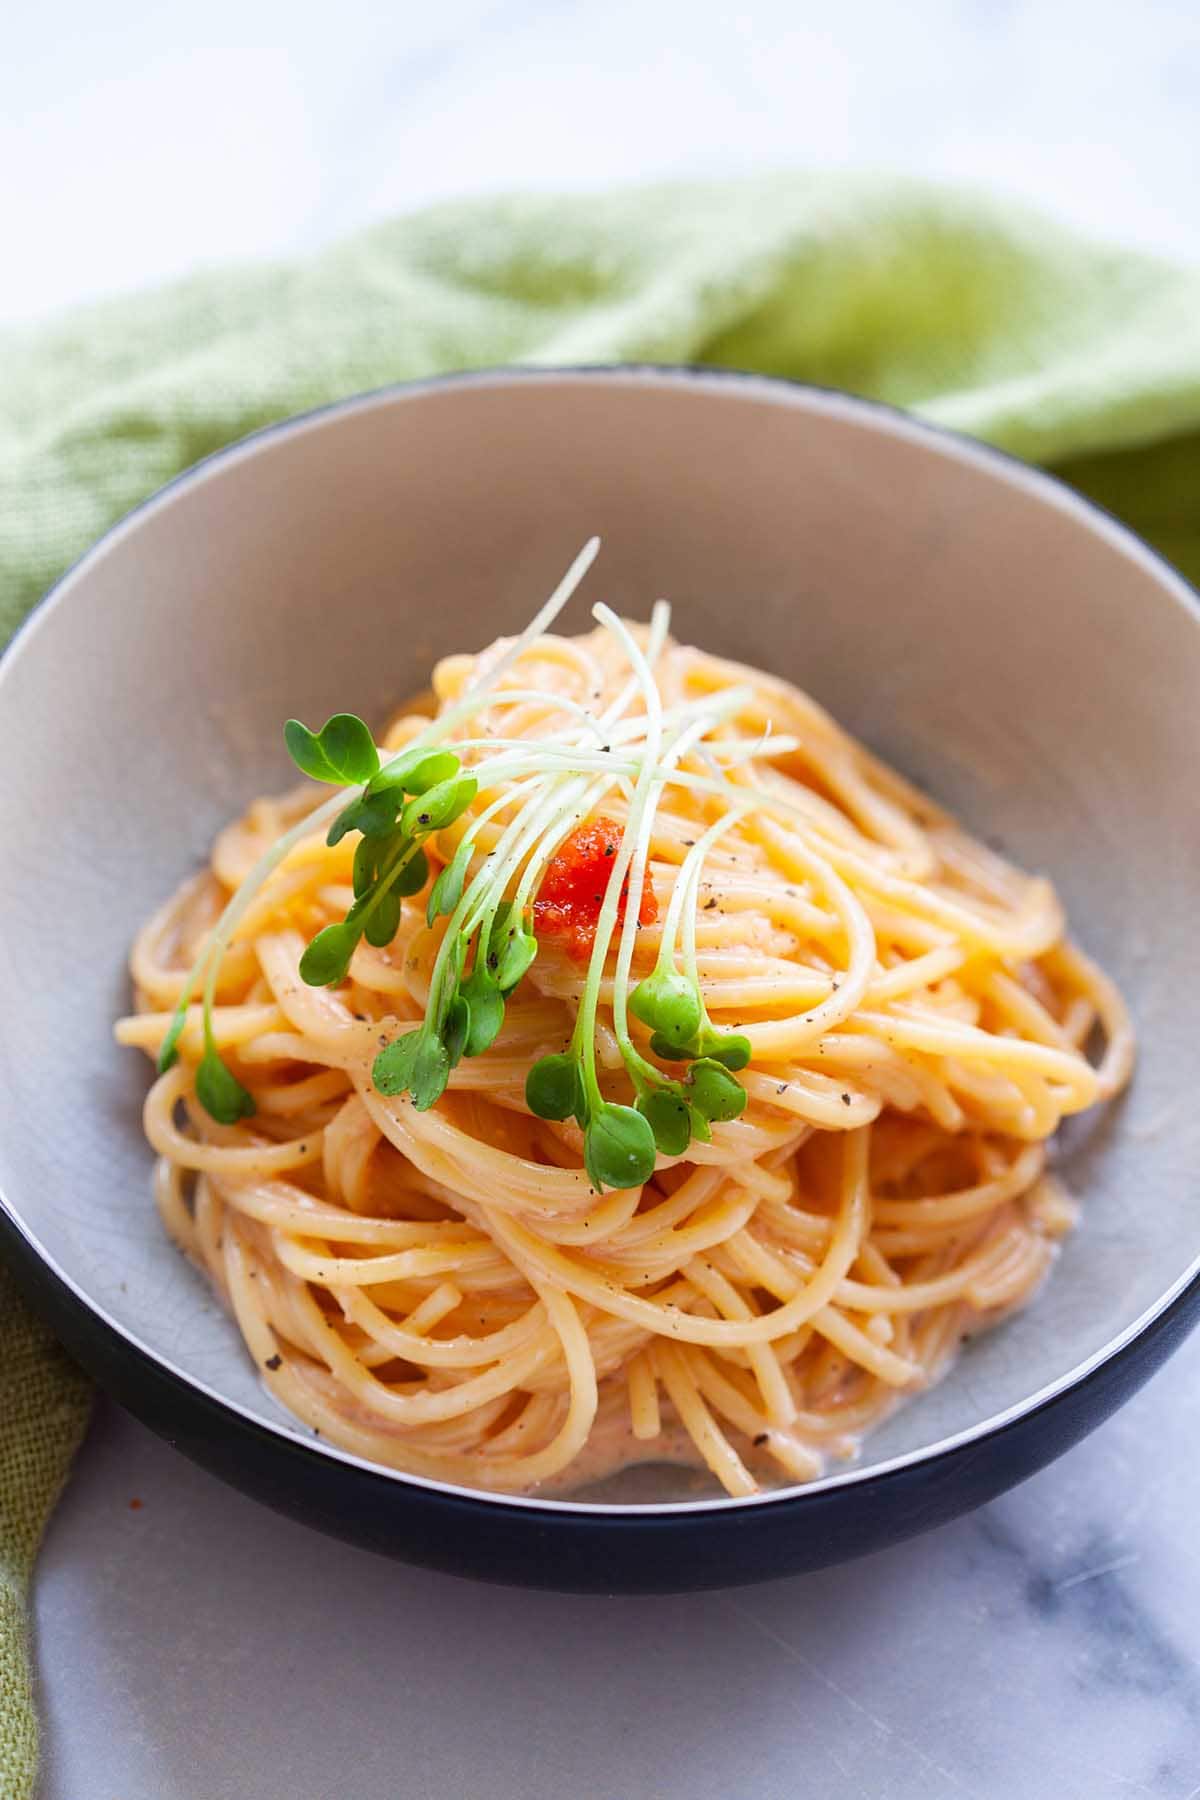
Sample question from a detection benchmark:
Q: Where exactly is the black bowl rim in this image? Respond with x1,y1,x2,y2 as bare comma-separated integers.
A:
3,362,1199,1522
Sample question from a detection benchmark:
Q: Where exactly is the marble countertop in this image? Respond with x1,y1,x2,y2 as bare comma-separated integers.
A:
37,1355,1200,1799
15,1,1200,1794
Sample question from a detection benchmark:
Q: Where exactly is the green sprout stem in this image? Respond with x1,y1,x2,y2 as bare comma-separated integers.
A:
571,607,667,1093
584,624,755,1154
612,718,731,1057
678,815,740,1037
358,834,428,922
653,806,748,1016
518,605,763,1179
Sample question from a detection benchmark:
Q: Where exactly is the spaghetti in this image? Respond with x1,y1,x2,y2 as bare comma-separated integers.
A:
118,556,1133,1498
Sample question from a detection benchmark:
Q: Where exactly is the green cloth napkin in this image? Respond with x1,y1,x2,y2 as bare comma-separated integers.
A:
3,172,1199,1794
0,1271,90,1800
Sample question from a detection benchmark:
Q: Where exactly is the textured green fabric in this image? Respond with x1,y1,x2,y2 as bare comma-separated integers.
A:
4,175,1200,643
2,173,1199,1791
0,1269,90,1800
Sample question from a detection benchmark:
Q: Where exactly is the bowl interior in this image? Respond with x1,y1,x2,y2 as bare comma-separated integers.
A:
2,370,1197,1509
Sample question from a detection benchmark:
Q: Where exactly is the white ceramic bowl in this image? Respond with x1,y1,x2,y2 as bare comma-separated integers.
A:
2,369,1197,1591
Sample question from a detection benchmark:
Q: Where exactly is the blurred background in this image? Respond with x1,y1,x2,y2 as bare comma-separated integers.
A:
4,0,1198,327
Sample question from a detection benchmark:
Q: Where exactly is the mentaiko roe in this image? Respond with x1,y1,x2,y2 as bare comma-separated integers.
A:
533,816,658,963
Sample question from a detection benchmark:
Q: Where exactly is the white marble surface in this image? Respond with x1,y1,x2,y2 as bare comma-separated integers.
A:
35,1356,1200,1800
13,1,1200,1794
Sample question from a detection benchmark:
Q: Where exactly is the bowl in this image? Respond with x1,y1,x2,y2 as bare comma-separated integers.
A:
2,367,1198,1594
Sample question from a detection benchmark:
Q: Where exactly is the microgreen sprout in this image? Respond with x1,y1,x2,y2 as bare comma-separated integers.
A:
522,601,754,1183
161,542,768,1165
629,805,754,1088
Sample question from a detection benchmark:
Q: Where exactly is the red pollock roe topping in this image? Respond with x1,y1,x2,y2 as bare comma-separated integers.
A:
533,816,658,964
